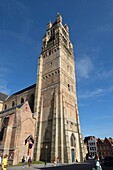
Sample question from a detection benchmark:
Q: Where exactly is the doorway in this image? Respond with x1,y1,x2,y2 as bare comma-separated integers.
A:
71,149,75,162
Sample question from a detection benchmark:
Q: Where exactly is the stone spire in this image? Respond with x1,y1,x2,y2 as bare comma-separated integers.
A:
56,13,62,23
64,24,69,32
47,21,52,30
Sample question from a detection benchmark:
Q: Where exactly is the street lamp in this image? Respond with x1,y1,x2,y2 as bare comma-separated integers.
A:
45,145,48,166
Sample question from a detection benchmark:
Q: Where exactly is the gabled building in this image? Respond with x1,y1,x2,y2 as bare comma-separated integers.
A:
84,136,97,159
97,137,113,158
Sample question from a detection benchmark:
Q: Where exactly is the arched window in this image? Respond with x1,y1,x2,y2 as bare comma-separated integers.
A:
4,104,7,110
71,134,76,147
0,117,9,141
21,98,24,104
28,94,35,113
12,101,15,107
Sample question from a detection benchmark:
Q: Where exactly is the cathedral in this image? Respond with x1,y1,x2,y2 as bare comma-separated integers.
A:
0,15,85,165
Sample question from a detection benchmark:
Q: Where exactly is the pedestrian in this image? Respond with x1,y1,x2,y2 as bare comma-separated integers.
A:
22,156,25,168
92,157,102,170
53,157,57,166
96,157,102,170
1,154,8,170
28,156,32,168
26,155,29,162
44,159,47,166
56,157,59,166
0,153,2,167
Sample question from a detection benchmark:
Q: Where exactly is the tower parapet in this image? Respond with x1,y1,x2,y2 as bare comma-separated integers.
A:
42,14,73,56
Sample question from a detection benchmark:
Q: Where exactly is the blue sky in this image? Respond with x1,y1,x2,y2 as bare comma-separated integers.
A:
0,0,113,139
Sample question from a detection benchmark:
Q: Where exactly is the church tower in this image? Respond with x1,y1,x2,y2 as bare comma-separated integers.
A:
34,14,84,163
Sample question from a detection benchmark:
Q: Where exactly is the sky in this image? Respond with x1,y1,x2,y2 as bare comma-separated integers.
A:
0,0,113,139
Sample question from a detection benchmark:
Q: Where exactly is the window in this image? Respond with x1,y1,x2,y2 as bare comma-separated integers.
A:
71,134,76,147
49,51,51,55
4,104,7,110
68,84,70,91
12,101,15,107
21,98,24,104
28,94,35,113
0,117,9,141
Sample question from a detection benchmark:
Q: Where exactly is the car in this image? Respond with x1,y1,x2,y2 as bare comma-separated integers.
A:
104,156,113,166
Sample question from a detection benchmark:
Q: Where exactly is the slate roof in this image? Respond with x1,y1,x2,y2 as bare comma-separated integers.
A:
0,92,8,101
7,84,36,99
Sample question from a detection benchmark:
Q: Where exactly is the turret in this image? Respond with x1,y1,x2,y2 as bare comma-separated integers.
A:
47,21,52,30
56,13,62,23
64,24,69,32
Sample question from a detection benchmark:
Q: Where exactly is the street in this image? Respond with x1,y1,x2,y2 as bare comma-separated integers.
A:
7,160,113,170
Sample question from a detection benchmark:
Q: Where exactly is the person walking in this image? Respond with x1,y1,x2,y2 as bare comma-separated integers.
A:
53,157,57,166
96,157,102,170
2,154,8,170
28,157,32,168
56,157,59,166
0,153,2,169
22,156,25,168
92,157,102,170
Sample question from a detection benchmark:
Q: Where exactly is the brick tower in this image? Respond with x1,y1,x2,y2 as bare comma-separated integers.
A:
34,14,84,163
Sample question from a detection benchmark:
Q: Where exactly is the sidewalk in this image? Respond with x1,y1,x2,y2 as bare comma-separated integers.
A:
7,162,82,170
7,163,64,170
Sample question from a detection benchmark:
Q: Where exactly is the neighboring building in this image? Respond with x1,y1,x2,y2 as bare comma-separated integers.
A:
0,14,84,165
84,136,97,159
97,137,113,158
84,136,113,159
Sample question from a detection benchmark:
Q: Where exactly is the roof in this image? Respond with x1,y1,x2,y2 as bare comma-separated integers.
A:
0,92,8,101
106,137,113,144
84,136,96,142
8,84,36,98
97,138,104,142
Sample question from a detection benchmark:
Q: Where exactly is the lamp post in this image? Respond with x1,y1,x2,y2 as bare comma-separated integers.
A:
45,145,48,166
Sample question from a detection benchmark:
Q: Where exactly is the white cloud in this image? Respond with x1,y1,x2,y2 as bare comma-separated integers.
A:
0,67,10,94
0,79,10,94
78,86,113,99
96,70,113,79
76,55,93,79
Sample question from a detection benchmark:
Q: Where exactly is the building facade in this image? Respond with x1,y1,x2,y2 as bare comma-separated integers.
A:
97,138,113,158
0,85,36,165
84,136,97,159
0,15,84,165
